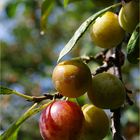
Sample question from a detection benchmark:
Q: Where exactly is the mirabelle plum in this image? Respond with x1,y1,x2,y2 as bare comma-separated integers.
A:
90,11,125,49
119,0,139,33
52,59,92,98
79,104,110,140
88,72,126,109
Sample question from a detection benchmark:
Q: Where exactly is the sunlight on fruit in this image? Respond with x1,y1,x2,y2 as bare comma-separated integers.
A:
39,100,84,140
79,104,110,140
52,59,92,98
90,11,125,49
119,0,139,33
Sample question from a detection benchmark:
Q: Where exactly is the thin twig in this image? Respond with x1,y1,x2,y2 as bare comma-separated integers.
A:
93,55,115,75
81,49,109,63
0,86,63,103
28,93,63,102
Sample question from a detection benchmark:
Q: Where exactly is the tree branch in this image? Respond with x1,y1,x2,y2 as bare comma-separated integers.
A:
0,86,63,103
109,46,124,140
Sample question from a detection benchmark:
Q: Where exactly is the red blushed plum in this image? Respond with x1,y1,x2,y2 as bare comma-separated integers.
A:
39,100,84,140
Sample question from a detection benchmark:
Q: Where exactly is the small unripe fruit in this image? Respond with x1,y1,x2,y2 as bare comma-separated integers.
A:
52,59,92,98
88,72,126,109
90,11,125,49
119,0,139,33
79,104,110,140
39,100,84,140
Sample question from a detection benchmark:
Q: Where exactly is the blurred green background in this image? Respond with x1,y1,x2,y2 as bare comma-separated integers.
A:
0,0,139,140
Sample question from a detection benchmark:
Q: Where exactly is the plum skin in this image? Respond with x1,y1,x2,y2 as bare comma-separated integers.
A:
39,100,84,140
90,11,125,49
88,72,126,109
52,59,92,98
119,0,139,33
79,104,110,140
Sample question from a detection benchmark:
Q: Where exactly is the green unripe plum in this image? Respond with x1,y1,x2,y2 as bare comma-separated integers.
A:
88,72,126,109
119,0,139,33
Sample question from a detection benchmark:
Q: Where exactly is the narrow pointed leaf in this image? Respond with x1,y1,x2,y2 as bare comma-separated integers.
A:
41,0,55,33
0,102,52,140
0,86,33,101
64,0,69,7
0,86,14,95
7,128,19,140
57,3,121,62
5,2,18,18
127,23,140,64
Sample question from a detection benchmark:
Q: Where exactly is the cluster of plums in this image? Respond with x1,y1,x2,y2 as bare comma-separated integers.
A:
39,1,138,140
39,101,110,140
39,59,126,140
91,0,139,49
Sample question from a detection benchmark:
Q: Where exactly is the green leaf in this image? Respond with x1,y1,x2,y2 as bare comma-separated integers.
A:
7,128,19,140
0,86,14,95
0,102,52,140
5,2,18,18
57,3,121,62
127,23,140,64
64,0,69,7
63,0,81,7
41,0,55,34
0,86,33,101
